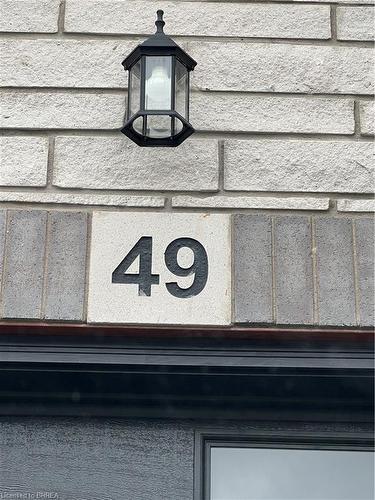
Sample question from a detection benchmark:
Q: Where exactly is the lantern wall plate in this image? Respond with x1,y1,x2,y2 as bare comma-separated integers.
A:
121,10,197,147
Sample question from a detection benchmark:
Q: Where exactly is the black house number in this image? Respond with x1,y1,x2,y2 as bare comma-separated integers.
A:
112,237,209,298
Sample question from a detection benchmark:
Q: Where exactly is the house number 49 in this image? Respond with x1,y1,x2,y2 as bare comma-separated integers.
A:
112,237,209,298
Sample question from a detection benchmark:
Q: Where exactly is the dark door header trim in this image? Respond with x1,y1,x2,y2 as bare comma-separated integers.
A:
0,321,373,342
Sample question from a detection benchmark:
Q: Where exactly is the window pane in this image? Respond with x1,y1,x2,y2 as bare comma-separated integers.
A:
145,56,172,110
211,447,374,500
129,60,141,117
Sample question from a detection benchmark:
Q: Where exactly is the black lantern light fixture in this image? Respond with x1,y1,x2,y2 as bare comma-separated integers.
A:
121,10,197,147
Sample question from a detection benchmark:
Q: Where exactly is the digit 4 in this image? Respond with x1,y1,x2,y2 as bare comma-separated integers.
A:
112,236,160,296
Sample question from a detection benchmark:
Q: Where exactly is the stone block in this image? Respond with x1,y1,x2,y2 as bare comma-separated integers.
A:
315,218,356,326
0,0,60,33
188,42,373,95
0,92,126,129
233,215,273,324
0,137,48,187
224,140,374,194
0,40,135,88
53,137,219,191
44,212,88,320
172,196,329,210
88,212,231,325
0,192,165,207
191,94,354,134
337,199,375,212
355,218,375,327
360,101,374,136
274,217,314,324
337,6,374,41
2,211,47,319
65,1,330,39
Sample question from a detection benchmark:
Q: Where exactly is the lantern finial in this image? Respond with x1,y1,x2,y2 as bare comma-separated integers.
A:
155,10,165,34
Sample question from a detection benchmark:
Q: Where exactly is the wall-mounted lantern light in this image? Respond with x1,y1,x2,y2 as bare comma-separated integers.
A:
121,10,197,147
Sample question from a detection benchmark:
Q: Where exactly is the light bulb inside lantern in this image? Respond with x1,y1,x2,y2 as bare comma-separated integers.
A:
145,59,172,138
145,65,171,110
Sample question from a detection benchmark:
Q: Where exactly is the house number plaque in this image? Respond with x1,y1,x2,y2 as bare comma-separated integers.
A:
87,212,231,325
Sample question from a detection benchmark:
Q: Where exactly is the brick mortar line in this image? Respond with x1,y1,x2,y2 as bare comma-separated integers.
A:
0,205,368,216
1,130,373,141
354,101,362,137
330,4,338,41
311,217,320,325
40,211,52,319
0,203,161,213
351,220,361,326
0,186,373,200
0,32,374,48
170,207,357,216
330,198,338,215
81,212,92,322
271,217,277,324
46,137,55,186
163,197,172,212
192,92,375,100
0,209,9,318
0,204,373,218
230,214,235,325
0,88,128,95
0,88,373,100
218,140,225,192
58,0,66,36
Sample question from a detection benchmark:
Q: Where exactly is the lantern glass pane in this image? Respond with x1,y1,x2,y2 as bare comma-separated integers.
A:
129,60,141,117
132,115,143,135
145,56,172,110
175,60,188,119
174,117,183,135
147,115,172,138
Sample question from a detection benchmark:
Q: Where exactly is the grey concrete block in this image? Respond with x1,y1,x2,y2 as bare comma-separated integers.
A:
190,42,373,95
360,101,374,136
54,137,219,192
0,210,6,301
355,219,374,327
2,210,47,319
66,1,331,39
224,139,373,194
44,212,88,321
234,215,273,324
274,217,314,325
0,0,60,33
315,218,356,326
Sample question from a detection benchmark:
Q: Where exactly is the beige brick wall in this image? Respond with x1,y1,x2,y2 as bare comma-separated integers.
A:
0,0,374,214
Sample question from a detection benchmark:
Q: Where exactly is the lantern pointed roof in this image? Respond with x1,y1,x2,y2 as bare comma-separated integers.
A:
141,10,178,47
122,10,197,71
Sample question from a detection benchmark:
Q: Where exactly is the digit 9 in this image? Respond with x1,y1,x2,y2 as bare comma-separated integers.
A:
164,238,208,298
